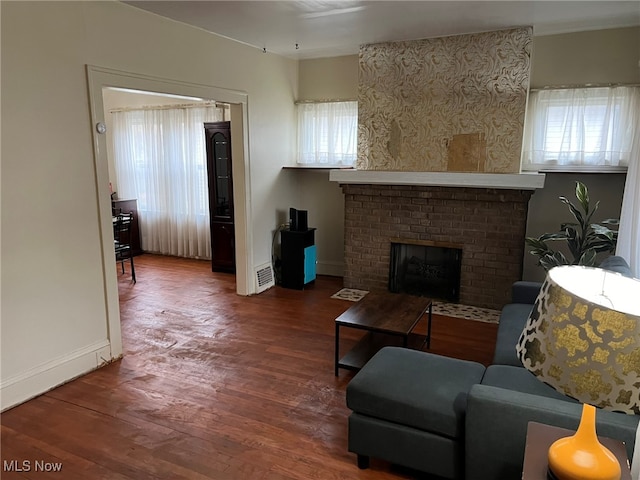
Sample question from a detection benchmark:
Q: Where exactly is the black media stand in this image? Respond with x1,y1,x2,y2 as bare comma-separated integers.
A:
280,228,316,289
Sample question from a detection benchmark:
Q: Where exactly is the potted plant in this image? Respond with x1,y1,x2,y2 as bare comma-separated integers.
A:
525,181,619,271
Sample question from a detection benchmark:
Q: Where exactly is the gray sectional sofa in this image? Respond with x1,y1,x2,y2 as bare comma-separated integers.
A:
346,256,639,479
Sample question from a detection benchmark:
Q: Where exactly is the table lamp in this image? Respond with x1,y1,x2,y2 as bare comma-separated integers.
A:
516,265,640,480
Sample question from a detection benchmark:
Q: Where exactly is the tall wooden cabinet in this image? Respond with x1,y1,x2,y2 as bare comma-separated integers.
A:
205,122,235,273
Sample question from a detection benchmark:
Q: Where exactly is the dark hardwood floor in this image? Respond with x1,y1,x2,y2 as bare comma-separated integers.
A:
1,254,497,479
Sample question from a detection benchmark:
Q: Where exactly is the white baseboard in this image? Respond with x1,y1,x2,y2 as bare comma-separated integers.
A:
316,260,344,277
1,340,112,411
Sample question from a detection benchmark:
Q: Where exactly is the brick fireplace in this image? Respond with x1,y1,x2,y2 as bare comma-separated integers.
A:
332,27,542,309
340,183,535,310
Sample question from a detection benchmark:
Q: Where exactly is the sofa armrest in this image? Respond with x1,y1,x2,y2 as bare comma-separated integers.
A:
599,255,633,277
492,304,531,366
511,281,542,304
465,384,638,480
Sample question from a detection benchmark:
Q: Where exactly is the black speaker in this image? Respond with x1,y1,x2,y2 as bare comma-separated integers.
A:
296,210,308,231
289,208,297,230
289,208,308,231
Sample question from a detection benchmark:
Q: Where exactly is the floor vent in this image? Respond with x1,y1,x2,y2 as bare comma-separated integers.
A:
255,263,275,293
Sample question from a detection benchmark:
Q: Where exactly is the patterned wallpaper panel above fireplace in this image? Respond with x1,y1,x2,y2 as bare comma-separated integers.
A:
357,27,532,174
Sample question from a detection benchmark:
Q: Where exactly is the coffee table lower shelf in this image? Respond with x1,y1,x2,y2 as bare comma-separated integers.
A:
337,331,428,372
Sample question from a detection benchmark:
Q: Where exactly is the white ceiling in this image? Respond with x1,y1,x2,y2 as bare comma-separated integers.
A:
124,1,640,59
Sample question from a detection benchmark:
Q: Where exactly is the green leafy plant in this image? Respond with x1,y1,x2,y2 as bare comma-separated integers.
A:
525,181,619,271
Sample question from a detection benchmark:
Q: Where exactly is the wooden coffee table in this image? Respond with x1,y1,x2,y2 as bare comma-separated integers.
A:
334,291,432,376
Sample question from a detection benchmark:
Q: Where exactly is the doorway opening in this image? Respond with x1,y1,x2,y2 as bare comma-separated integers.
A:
87,66,252,360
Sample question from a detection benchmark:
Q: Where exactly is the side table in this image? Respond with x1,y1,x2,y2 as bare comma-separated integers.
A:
522,421,631,479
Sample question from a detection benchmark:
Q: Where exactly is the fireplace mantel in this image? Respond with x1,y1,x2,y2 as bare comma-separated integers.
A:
329,170,545,190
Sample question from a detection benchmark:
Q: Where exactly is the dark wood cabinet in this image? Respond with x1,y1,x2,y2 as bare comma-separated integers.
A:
112,198,143,256
210,222,235,273
205,122,235,273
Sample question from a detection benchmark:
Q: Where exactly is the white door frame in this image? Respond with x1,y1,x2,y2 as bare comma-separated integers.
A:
86,65,254,359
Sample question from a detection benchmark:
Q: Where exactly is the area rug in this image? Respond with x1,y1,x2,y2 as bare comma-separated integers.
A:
330,289,500,324
330,288,369,302
432,301,500,324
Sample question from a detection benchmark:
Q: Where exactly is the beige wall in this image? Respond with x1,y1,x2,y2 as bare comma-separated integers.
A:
531,26,640,88
298,55,358,101
283,169,346,276
1,1,299,409
293,55,359,276
298,26,639,284
524,173,627,281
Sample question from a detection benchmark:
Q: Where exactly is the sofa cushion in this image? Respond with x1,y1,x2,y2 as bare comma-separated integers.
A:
481,365,578,404
346,347,486,439
491,303,532,366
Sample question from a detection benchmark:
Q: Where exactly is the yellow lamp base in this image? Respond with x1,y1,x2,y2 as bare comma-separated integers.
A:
548,404,621,480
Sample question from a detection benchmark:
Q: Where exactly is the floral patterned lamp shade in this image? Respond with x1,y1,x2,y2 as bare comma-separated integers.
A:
516,265,640,415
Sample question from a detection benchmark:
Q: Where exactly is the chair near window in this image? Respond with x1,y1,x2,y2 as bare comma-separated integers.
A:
113,212,136,283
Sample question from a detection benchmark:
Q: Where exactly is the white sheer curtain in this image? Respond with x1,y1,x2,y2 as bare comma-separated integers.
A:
623,120,640,477
522,86,640,171
297,101,357,166
112,105,224,259
616,108,640,277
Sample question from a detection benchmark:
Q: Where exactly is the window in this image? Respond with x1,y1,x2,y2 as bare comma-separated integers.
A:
522,86,640,172
112,104,224,259
297,101,357,166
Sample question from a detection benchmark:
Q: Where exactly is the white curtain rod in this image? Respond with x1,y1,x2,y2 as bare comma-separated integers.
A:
530,82,640,92
110,101,229,113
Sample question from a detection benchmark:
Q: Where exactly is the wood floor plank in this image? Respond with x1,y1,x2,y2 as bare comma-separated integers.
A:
1,254,498,479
